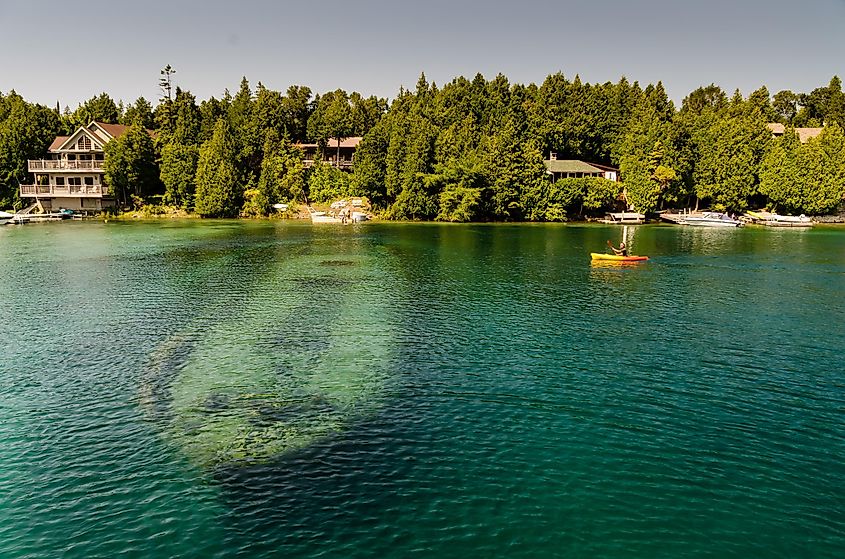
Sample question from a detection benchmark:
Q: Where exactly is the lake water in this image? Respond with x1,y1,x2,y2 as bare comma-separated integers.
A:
1,220,843,558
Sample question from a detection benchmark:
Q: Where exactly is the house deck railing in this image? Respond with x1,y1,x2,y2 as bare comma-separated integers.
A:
20,184,105,197
302,158,354,169
28,159,105,172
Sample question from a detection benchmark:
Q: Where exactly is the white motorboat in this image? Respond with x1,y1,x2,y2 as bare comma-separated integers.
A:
0,211,14,225
679,211,742,227
748,211,813,227
766,214,813,227
309,210,343,224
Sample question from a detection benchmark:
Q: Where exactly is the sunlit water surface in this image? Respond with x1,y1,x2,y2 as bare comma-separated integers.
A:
1,221,843,558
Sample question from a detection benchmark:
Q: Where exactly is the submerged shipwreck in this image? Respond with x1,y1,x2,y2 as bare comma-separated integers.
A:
140,248,396,471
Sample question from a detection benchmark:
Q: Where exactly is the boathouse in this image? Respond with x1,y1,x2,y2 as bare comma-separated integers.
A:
543,154,619,182
20,121,153,212
295,137,362,170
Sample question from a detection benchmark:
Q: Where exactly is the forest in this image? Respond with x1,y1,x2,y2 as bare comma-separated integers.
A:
1,70,844,220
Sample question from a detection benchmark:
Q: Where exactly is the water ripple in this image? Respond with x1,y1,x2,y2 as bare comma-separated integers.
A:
1,222,843,558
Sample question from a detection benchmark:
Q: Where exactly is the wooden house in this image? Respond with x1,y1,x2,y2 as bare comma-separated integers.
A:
295,137,362,170
20,121,152,212
543,153,619,182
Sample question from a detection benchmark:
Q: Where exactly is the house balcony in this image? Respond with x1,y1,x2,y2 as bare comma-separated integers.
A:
302,158,354,169
28,159,105,172
20,184,106,198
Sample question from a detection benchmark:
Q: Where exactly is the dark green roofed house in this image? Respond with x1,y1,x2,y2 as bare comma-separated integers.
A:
543,153,619,182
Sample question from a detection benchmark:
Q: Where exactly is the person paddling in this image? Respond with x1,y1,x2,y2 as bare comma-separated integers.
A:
609,241,628,256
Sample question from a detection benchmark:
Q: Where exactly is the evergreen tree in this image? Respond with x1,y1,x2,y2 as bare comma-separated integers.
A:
693,116,767,211
351,122,390,207
681,84,728,116
65,93,120,131
433,158,486,222
759,128,801,212
228,77,260,185
103,124,158,207
121,97,154,129
307,89,354,165
800,122,845,214
0,91,61,208
194,119,241,217
617,102,678,212
306,159,351,203
199,96,228,143
278,142,306,204
281,85,313,142
772,90,799,124
169,88,202,145
160,142,199,209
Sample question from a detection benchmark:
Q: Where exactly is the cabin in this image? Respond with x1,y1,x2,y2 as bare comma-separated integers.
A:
295,137,363,170
20,121,153,212
766,123,823,143
543,154,619,182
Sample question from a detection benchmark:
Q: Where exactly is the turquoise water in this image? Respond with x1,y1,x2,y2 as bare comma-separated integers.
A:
1,220,843,558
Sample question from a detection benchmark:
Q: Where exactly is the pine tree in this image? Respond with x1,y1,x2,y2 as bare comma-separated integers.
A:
760,128,800,212
160,142,199,209
103,124,157,207
194,119,241,217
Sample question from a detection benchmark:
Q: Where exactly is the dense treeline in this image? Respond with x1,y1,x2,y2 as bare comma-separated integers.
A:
1,72,844,218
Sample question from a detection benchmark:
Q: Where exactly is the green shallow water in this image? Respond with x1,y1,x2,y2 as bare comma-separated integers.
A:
1,220,843,558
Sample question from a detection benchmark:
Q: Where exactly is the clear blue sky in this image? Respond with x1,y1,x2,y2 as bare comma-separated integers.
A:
1,0,843,109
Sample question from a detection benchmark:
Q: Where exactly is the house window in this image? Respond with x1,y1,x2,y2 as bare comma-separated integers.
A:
55,177,65,186
84,177,94,186
78,136,91,150
68,177,82,186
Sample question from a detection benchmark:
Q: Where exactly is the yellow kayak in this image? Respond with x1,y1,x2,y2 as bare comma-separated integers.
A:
590,253,649,262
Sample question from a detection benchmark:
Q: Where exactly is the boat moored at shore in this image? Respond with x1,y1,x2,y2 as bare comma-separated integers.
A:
678,211,742,227
745,210,814,227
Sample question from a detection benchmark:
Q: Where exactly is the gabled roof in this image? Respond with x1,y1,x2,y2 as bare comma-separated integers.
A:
544,159,606,174
50,121,154,152
52,125,107,152
48,136,70,151
91,121,131,140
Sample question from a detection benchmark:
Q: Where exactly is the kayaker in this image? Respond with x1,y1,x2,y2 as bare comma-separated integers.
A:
611,241,628,256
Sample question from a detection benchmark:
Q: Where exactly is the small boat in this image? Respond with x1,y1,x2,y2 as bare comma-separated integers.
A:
309,210,343,224
679,211,742,227
0,211,14,225
591,253,649,262
766,215,813,227
745,210,813,227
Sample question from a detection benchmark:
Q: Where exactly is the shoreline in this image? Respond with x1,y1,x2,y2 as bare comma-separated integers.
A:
60,214,845,227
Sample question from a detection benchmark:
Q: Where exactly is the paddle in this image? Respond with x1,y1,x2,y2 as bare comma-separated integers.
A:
606,239,614,253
